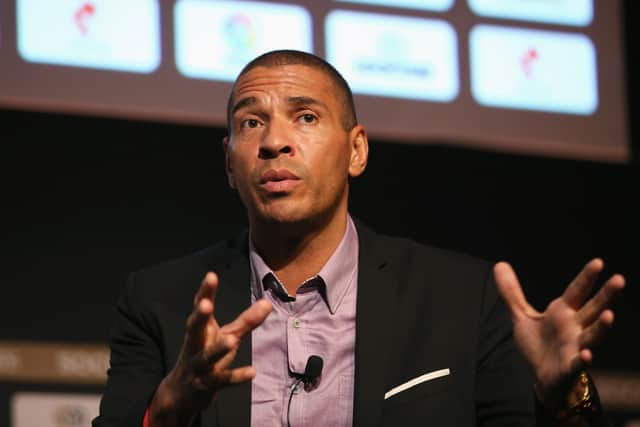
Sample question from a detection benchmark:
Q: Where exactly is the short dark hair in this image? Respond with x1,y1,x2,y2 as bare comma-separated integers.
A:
226,50,358,132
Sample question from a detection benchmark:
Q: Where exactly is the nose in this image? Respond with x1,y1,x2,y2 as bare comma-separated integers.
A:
258,120,294,159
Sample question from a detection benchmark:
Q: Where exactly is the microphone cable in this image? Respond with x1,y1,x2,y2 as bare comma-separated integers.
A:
286,355,323,427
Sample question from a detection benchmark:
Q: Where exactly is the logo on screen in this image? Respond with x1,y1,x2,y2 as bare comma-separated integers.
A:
223,13,257,62
356,32,431,78
521,48,539,79
74,2,95,36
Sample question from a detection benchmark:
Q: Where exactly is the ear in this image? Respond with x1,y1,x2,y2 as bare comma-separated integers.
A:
348,125,369,178
223,136,236,189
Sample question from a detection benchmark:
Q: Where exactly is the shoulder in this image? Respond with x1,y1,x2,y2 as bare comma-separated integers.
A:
353,218,499,314
125,229,249,304
354,218,494,279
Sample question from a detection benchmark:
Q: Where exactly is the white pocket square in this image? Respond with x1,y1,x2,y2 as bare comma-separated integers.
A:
384,368,451,400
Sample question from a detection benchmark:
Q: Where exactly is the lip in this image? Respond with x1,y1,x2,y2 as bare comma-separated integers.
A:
259,169,300,193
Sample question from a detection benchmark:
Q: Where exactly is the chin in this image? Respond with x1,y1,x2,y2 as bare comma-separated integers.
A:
249,194,345,232
248,200,299,222
253,205,329,233
261,209,308,226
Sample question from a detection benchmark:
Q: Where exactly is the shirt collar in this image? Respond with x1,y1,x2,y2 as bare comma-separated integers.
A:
249,215,359,314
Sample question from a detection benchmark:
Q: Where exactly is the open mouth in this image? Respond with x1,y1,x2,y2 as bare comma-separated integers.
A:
259,169,300,193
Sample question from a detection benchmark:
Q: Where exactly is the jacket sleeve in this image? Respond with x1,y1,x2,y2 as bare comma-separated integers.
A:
533,373,612,427
475,272,613,427
92,272,169,427
475,272,536,427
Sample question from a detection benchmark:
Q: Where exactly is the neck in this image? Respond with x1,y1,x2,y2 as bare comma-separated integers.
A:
251,211,348,296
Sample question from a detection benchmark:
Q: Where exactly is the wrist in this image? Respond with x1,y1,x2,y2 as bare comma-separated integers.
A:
149,374,198,427
535,370,601,425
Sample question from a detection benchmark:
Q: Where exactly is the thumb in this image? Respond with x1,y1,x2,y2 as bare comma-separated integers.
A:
494,261,537,321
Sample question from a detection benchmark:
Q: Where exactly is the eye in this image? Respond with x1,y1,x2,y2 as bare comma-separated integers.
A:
298,113,317,124
240,118,261,129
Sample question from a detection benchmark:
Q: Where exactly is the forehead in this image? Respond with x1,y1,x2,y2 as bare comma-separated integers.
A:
232,64,337,104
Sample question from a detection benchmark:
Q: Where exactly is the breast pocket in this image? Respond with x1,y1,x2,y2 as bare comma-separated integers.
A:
384,369,452,406
381,369,464,427
301,373,353,427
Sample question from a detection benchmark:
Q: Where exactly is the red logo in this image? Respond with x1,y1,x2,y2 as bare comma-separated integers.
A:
521,48,538,79
74,2,96,36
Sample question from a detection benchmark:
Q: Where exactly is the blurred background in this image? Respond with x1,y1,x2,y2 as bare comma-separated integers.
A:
1,0,638,426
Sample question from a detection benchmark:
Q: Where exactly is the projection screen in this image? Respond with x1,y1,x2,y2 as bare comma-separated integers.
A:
0,0,630,162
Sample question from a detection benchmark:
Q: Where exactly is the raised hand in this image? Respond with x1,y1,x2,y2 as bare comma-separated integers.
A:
494,258,625,406
149,272,272,426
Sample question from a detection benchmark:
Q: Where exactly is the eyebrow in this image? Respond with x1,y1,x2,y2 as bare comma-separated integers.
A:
231,95,330,117
286,96,329,112
231,96,257,117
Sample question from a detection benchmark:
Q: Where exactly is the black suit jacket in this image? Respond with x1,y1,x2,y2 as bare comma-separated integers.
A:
94,222,539,427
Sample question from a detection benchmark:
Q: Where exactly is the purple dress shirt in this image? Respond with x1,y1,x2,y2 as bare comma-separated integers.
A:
250,216,359,427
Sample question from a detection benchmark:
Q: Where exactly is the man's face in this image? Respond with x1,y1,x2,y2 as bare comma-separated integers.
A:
225,64,367,229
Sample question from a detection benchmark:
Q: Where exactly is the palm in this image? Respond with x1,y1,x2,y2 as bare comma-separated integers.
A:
494,259,624,400
512,298,583,388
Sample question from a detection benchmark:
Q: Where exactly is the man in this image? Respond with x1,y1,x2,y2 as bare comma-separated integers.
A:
93,50,625,427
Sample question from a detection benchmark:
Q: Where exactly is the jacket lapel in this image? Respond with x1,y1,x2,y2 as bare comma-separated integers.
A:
199,224,398,427
353,223,398,427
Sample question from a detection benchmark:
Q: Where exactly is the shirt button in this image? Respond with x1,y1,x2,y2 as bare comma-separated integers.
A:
292,318,301,328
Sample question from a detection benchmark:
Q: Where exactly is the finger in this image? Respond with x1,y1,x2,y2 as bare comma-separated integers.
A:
202,365,257,389
579,348,593,366
200,347,240,385
193,272,219,309
220,299,273,338
494,262,538,321
195,300,272,375
191,340,229,375
561,258,604,309
577,274,625,326
185,273,221,355
191,338,236,376
227,366,257,385
579,309,615,349
200,335,238,368
184,298,216,355
208,342,238,366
